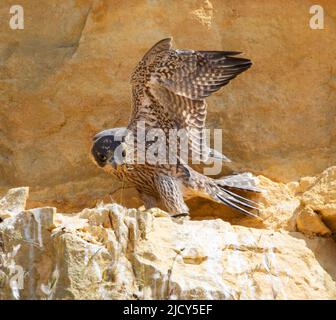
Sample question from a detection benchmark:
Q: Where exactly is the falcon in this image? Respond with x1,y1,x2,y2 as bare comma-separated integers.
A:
91,38,261,218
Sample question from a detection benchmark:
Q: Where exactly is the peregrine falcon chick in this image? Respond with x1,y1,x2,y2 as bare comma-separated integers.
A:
91,38,261,219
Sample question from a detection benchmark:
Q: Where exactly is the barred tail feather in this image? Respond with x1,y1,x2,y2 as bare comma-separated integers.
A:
214,172,262,219
208,148,232,162
216,172,262,193
216,193,260,219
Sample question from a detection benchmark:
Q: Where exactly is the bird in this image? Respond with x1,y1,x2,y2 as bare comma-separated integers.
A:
91,38,261,219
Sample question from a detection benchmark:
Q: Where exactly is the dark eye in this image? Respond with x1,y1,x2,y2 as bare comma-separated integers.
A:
98,154,107,162
122,150,126,157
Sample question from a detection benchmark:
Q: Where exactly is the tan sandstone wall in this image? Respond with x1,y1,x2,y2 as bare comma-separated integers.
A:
0,1,336,299
0,0,335,212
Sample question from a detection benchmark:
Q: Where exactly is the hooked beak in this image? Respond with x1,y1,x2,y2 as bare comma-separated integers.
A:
106,157,117,169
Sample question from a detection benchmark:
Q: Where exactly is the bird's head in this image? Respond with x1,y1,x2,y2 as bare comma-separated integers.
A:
91,127,129,170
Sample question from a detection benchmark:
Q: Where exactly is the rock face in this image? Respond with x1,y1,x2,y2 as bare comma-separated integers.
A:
1,0,336,211
0,167,336,300
0,187,29,220
1,0,335,300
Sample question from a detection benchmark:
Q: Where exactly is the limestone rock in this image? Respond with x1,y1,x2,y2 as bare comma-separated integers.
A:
319,207,336,232
135,217,336,300
298,167,336,234
1,187,336,300
301,167,336,209
256,176,300,230
296,207,331,237
0,187,29,220
291,233,336,281
1,0,336,299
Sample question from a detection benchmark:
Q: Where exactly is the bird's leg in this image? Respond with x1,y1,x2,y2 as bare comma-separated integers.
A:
154,175,190,217
138,191,158,210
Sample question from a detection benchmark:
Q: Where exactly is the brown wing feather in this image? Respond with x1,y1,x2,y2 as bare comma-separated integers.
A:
155,50,252,100
128,38,252,161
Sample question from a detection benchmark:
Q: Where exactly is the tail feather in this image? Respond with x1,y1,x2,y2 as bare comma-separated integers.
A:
208,148,232,162
223,188,259,206
223,194,259,211
213,172,262,219
188,168,262,219
217,172,262,193
217,194,260,219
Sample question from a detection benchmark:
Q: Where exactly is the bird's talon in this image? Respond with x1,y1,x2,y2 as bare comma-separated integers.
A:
171,213,189,218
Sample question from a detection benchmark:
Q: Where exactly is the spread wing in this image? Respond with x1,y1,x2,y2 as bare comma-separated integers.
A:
128,38,252,162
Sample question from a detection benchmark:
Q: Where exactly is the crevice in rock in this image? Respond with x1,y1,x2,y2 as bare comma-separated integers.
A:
61,4,93,61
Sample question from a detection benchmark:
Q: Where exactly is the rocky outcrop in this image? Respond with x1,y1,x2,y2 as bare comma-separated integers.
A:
1,0,335,300
1,0,336,211
0,166,336,300
0,187,29,220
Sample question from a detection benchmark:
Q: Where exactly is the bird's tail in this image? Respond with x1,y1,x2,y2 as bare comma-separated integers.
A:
216,172,262,193
209,173,262,219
